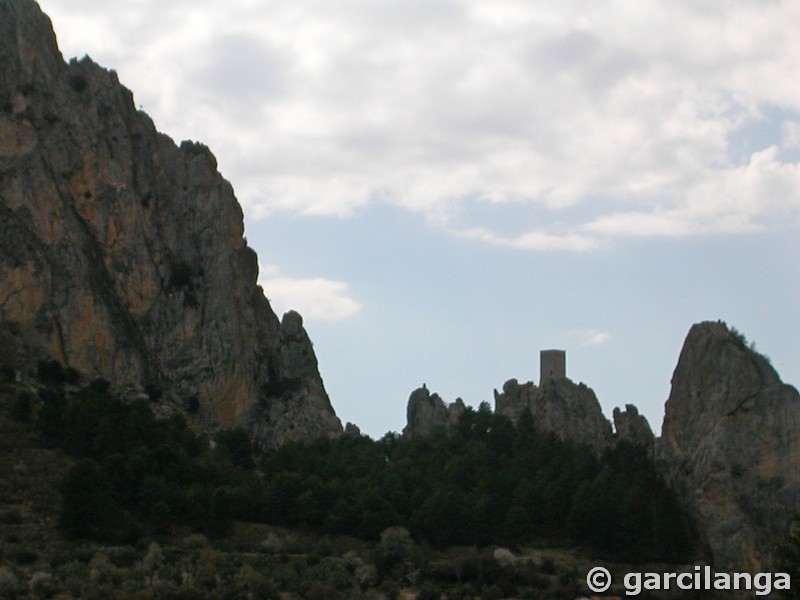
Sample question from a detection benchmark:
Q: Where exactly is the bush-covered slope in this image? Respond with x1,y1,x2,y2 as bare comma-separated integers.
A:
0,362,701,598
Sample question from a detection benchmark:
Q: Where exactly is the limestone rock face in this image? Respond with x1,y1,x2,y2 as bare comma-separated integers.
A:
613,404,655,457
403,386,465,436
247,312,342,447
494,378,613,454
657,321,800,571
0,0,342,447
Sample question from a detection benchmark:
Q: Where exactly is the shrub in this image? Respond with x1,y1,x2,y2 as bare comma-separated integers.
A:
168,261,194,290
236,563,276,598
144,383,163,401
37,389,66,440
776,518,800,600
0,567,18,596
37,359,65,385
108,546,138,568
481,584,504,600
68,73,88,93
215,428,254,469
728,324,750,348
304,581,342,600
11,391,32,422
64,367,81,385
0,509,21,525
416,582,443,600
379,526,414,558
142,541,163,573
539,556,557,575
375,526,415,577
89,378,111,393
11,549,38,565
0,366,15,383
29,571,57,597
261,377,302,399
186,395,200,413
59,459,137,542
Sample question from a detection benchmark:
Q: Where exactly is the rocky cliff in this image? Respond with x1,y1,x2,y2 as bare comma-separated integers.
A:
403,385,465,437
0,0,342,447
657,321,800,571
494,377,614,454
404,376,655,455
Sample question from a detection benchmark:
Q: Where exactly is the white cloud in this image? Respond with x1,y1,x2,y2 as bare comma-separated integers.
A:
574,330,612,347
258,265,361,322
581,146,800,237
39,0,800,249
453,226,598,252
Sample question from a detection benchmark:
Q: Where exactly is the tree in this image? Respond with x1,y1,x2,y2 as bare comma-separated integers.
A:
502,505,533,545
215,427,254,469
777,519,800,599
412,486,467,547
11,392,32,422
36,389,66,441
37,359,65,385
59,460,136,541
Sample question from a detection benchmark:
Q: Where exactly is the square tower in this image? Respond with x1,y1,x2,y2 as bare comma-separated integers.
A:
540,349,566,384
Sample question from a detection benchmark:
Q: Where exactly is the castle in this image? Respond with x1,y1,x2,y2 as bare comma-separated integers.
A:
539,349,566,384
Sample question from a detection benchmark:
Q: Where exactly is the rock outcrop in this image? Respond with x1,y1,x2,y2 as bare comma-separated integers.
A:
403,375,627,456
657,321,800,571
494,377,613,454
613,404,655,457
344,422,362,436
403,385,465,437
0,0,342,447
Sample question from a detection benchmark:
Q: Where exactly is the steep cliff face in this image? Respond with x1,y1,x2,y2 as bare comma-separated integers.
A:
494,377,613,454
248,312,342,447
657,321,800,571
0,0,342,447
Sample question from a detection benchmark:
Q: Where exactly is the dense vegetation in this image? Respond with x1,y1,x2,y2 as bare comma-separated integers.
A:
37,384,254,541
23,363,693,563
261,406,693,562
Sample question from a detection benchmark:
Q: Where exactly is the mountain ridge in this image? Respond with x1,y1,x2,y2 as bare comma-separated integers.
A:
0,0,342,448
402,320,800,572
3,0,799,578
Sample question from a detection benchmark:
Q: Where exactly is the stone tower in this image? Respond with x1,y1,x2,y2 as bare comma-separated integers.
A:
540,349,566,384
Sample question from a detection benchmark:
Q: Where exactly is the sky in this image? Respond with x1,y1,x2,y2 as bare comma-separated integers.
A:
38,0,800,438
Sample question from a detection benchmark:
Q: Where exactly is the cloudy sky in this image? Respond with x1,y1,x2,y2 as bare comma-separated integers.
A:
39,0,800,437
